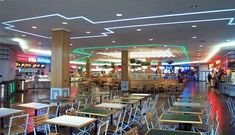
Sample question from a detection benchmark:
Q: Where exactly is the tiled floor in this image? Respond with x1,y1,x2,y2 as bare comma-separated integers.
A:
1,81,235,135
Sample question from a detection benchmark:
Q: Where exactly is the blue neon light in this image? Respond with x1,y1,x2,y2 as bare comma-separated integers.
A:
2,8,235,39
36,57,51,63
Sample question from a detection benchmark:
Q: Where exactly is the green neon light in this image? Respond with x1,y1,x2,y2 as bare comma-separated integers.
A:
73,44,190,63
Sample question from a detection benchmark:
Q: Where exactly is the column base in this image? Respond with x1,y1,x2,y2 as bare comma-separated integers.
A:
50,87,70,100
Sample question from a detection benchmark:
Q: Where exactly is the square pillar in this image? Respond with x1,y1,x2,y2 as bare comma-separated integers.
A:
86,59,91,79
50,28,70,100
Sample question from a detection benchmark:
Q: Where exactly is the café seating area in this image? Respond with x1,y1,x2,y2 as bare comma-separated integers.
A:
1,81,230,135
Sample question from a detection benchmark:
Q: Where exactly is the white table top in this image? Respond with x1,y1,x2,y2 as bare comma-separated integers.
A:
46,115,96,128
0,108,24,118
173,102,201,107
18,102,51,110
130,93,151,97
95,103,127,109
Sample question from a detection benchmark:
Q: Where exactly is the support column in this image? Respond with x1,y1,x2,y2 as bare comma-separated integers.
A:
111,62,116,73
121,50,130,90
86,59,91,79
146,58,151,73
50,28,70,100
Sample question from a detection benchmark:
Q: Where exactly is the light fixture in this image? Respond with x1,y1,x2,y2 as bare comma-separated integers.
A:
198,50,202,51
149,38,154,41
199,45,203,47
38,42,42,45
192,25,197,28
21,34,26,37
105,48,108,50
112,40,116,43
116,13,123,17
32,26,37,29
136,29,142,31
70,43,73,46
86,31,91,34
164,45,168,47
192,36,197,39
27,49,51,55
134,46,137,48
62,22,68,25
226,39,231,42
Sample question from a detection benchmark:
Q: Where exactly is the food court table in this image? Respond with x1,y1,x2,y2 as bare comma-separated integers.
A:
46,115,97,135
109,98,139,107
160,113,202,130
120,96,145,106
0,108,24,128
177,98,202,102
173,102,201,108
145,129,202,135
179,95,201,98
17,102,51,116
130,93,151,97
77,107,116,134
95,103,127,110
78,92,111,103
168,106,202,115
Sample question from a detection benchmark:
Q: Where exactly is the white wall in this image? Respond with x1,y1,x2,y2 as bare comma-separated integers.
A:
0,59,16,81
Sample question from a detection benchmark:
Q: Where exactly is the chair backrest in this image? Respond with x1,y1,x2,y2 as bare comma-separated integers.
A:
97,120,109,135
205,102,212,125
32,114,48,127
150,116,162,129
161,103,166,115
114,110,124,132
167,98,172,107
8,114,29,135
126,106,135,126
48,105,60,118
212,111,219,135
65,108,77,116
72,101,81,111
124,127,139,135
141,101,148,115
146,97,152,108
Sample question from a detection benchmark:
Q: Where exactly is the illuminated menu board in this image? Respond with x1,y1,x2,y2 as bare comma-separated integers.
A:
17,54,51,64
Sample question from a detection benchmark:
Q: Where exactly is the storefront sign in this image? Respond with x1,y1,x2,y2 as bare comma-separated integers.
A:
17,54,50,64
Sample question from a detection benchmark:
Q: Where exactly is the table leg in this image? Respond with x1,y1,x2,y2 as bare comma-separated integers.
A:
69,127,72,135
0,117,3,128
95,116,98,135
100,95,102,103
0,117,3,135
35,109,38,116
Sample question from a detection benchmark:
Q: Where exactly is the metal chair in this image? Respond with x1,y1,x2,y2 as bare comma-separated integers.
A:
0,114,29,135
97,120,109,135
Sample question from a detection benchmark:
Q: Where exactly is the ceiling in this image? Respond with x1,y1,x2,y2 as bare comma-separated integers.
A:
0,0,235,64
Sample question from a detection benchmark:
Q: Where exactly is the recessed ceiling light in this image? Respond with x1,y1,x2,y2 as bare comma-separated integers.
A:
21,34,26,37
192,36,197,39
70,43,73,46
134,46,137,48
199,45,203,47
164,45,167,47
91,51,94,53
112,40,116,43
62,22,68,25
38,42,42,45
226,39,231,42
198,50,202,51
86,31,91,34
136,29,142,31
149,38,153,41
32,26,37,29
192,25,197,28
116,13,123,17
105,48,108,50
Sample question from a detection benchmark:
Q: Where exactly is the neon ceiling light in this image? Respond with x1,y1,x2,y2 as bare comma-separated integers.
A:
73,44,190,63
96,49,175,58
2,8,235,39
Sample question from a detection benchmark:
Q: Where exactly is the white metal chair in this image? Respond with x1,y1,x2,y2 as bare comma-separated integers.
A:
0,114,29,135
97,120,109,135
72,101,81,111
108,110,125,135
227,98,235,127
